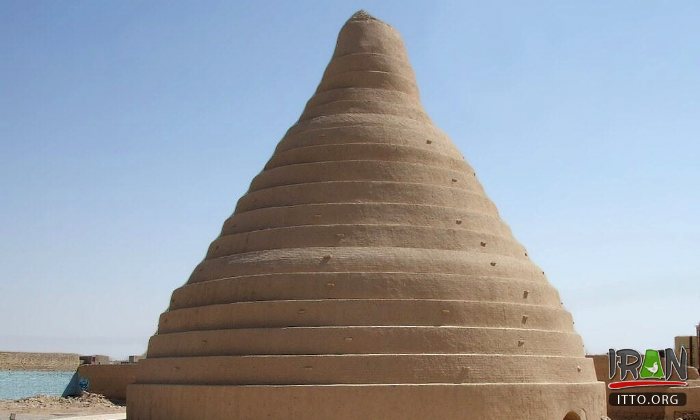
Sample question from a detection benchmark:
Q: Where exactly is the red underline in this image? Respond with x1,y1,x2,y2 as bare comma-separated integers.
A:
608,380,688,389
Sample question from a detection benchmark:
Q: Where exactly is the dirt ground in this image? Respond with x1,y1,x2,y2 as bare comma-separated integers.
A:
0,393,125,419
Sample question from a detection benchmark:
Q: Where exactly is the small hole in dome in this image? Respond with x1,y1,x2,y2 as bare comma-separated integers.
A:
426,140,432,144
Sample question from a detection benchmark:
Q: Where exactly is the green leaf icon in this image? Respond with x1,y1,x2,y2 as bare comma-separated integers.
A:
639,349,665,379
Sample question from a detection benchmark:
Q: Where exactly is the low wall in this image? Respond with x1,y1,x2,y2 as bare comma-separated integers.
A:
78,364,138,401
666,384,700,420
0,352,80,372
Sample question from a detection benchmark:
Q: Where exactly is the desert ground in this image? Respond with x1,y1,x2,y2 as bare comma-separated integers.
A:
0,393,125,420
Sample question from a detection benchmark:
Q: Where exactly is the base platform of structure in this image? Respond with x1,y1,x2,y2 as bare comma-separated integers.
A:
127,382,605,419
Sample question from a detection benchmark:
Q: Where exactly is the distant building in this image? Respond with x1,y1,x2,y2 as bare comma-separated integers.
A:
79,355,110,365
674,323,700,370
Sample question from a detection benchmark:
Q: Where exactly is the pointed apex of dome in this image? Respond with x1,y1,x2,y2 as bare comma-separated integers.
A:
333,10,404,57
312,10,420,100
349,10,377,22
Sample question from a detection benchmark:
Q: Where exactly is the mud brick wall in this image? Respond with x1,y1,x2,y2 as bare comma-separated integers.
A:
0,352,80,371
78,364,138,401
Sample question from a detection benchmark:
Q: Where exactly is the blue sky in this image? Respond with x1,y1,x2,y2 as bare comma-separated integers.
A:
1,1,698,359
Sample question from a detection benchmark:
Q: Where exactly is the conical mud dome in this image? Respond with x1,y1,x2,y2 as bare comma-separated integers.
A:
128,11,605,419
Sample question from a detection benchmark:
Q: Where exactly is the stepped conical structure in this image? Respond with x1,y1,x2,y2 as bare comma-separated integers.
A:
128,11,605,419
